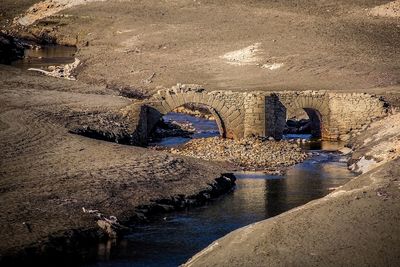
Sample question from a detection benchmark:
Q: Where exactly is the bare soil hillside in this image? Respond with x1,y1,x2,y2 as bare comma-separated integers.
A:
3,0,400,93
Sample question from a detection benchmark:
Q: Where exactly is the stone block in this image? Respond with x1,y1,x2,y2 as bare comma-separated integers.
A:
215,100,225,111
151,103,168,114
220,105,229,116
160,101,172,113
174,94,185,107
252,107,264,114
229,116,243,129
193,93,202,103
197,93,207,104
185,93,196,104
208,96,219,107
164,95,177,110
228,110,242,122
227,106,237,115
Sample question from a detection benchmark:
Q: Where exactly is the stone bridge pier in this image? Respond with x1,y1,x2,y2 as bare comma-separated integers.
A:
125,84,388,145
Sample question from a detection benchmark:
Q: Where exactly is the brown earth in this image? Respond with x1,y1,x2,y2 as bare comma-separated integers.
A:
184,112,400,267
1,0,400,266
2,0,400,94
0,65,235,264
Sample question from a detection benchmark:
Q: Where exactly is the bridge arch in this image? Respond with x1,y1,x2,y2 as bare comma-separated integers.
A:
143,89,244,140
278,94,330,139
147,102,226,138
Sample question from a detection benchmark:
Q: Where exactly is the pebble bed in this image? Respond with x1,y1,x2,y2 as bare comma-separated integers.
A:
165,137,308,173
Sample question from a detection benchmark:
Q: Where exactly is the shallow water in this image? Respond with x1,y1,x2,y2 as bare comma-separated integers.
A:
84,151,353,267
11,45,76,69
82,113,354,267
149,112,220,147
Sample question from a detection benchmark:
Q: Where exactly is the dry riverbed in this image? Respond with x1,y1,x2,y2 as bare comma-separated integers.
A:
2,0,400,93
183,112,400,267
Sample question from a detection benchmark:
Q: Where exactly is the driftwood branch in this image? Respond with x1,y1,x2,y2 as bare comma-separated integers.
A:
143,72,156,84
28,58,80,80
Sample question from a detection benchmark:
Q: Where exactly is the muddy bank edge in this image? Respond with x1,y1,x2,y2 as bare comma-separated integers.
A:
183,113,400,267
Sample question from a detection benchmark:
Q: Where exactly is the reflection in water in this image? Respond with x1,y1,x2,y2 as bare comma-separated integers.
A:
283,133,346,151
84,152,354,267
302,140,347,151
11,45,76,69
83,114,354,267
265,178,288,217
283,133,313,140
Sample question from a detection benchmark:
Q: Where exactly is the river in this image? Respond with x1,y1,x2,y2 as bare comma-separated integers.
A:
83,113,354,267
8,47,354,265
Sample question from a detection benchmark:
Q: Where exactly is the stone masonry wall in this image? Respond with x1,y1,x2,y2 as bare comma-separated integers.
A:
276,91,331,139
244,93,266,137
145,84,247,139
123,85,388,144
266,94,287,139
327,93,388,140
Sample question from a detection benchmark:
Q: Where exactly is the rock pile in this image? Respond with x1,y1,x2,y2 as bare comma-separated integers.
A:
150,120,195,140
166,137,308,172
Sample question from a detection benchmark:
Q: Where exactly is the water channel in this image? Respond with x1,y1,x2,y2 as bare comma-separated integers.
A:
83,113,354,267
10,45,76,69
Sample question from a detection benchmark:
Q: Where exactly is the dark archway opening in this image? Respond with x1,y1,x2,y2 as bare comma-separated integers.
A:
148,103,223,147
284,108,322,139
303,108,322,138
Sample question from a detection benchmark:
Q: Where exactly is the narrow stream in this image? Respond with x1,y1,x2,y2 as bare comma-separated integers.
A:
83,113,354,267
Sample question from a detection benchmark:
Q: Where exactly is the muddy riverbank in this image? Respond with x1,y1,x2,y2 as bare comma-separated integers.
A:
83,150,354,267
0,64,344,266
183,112,400,267
0,66,237,265
1,63,399,266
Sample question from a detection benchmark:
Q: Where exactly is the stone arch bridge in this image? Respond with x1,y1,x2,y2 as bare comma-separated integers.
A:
124,84,388,145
